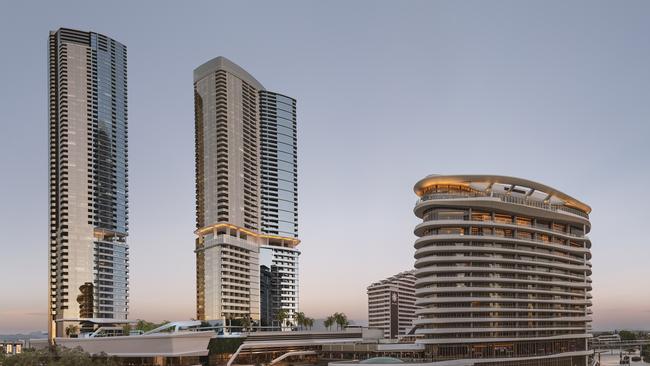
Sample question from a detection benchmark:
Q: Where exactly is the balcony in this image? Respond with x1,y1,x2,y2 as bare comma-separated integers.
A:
418,192,589,219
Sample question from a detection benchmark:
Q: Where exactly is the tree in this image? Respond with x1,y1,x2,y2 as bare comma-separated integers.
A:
240,316,252,332
135,319,155,332
276,309,288,329
294,312,306,330
333,312,348,331
134,319,170,333
619,330,638,341
305,317,314,330
65,324,79,338
121,323,132,336
324,316,334,331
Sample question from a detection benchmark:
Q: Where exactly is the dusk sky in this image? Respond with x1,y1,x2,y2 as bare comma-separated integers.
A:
1,0,649,333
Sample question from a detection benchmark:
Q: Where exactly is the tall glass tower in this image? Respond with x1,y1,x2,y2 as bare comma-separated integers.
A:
194,57,300,328
259,91,298,238
48,28,129,339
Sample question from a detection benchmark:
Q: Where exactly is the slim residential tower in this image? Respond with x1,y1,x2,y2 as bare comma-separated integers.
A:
194,57,299,327
48,28,129,339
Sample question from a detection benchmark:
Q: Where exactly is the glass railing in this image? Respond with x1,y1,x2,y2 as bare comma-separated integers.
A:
418,232,588,251
418,192,589,219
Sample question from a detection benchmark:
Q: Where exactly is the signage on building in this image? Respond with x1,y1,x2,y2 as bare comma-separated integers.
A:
390,291,399,338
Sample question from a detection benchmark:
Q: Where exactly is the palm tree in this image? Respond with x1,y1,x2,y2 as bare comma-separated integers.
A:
306,317,314,330
240,316,252,332
122,323,132,336
276,309,288,330
65,324,79,338
334,312,348,331
294,311,306,330
324,316,334,331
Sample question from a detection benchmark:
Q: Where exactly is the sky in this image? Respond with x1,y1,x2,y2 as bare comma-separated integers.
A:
0,0,649,334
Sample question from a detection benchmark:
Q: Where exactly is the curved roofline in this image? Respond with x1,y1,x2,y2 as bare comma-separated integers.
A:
414,174,591,214
260,90,297,103
193,56,265,90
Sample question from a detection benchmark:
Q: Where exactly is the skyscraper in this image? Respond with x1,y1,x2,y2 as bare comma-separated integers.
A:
367,271,418,339
48,28,129,339
194,57,299,327
412,175,592,365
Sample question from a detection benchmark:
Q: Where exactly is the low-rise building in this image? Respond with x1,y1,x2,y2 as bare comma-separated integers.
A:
595,334,621,344
1,340,24,355
367,271,418,339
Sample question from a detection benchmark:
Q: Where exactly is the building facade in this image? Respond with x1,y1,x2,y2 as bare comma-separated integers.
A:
260,245,300,327
48,28,129,339
1,340,24,355
194,57,299,327
259,91,298,239
412,175,593,366
367,271,418,339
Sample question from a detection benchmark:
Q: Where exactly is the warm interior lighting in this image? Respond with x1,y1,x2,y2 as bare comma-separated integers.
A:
195,223,300,247
414,175,591,214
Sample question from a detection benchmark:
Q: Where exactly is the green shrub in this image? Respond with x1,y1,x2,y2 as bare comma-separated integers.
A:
207,337,245,355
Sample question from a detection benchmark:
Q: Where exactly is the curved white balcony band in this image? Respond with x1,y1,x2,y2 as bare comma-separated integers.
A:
415,266,588,282
415,325,587,333
415,296,592,306
415,307,589,315
415,333,592,345
416,276,591,289
413,316,591,325
415,286,588,298
414,255,592,275
414,219,590,240
414,197,590,227
415,234,591,253
414,245,589,264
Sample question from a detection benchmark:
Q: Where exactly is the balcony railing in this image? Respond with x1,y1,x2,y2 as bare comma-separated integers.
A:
417,233,588,252
418,192,589,219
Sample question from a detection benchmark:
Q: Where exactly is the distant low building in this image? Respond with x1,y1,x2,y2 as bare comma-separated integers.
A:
1,340,24,355
367,271,418,339
595,334,621,343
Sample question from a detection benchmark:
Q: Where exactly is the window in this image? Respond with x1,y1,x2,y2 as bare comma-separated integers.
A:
437,210,467,220
515,217,532,226
495,214,512,224
552,223,566,233
471,211,491,221
517,231,532,240
438,227,465,235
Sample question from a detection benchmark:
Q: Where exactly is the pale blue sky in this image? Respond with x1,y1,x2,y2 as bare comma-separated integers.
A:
1,1,649,333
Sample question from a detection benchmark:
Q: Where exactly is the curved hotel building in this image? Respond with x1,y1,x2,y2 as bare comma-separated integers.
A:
194,57,300,327
412,175,592,366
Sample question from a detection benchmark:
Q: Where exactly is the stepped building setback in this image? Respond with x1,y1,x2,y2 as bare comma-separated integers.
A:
194,57,299,327
412,174,593,366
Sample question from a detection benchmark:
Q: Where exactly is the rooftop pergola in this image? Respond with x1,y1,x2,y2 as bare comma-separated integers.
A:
414,174,591,214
